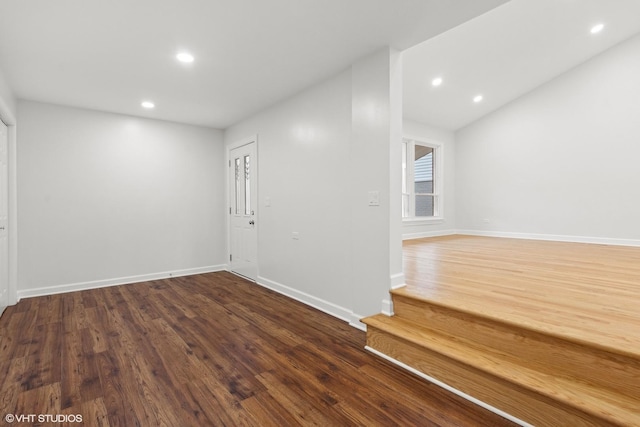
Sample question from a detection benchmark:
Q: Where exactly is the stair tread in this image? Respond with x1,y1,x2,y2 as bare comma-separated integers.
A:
391,287,640,360
362,314,640,424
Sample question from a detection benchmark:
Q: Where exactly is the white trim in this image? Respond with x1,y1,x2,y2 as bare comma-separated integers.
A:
7,124,17,305
402,135,444,219
385,272,405,315
403,229,456,241
227,134,258,151
389,272,405,288
17,265,226,299
381,298,394,316
350,313,367,331
456,229,640,247
403,134,441,147
256,275,363,328
364,346,533,427
0,94,17,307
403,217,444,225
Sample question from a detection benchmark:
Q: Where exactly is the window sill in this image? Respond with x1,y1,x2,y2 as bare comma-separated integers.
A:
403,217,444,225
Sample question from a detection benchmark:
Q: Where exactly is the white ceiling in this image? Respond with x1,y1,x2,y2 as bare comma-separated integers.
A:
403,0,640,131
0,0,506,128
5,1,635,132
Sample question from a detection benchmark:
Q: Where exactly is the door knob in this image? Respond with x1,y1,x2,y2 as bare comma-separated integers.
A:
249,220,255,225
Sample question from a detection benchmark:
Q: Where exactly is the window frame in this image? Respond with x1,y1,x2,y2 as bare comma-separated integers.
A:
402,136,443,223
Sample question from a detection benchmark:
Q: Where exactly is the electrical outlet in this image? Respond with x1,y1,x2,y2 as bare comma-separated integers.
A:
368,190,380,206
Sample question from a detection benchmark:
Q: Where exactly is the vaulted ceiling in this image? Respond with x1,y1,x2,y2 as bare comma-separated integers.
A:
403,0,640,130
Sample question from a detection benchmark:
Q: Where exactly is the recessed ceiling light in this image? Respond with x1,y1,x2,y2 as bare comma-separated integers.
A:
141,101,155,109
473,95,483,103
176,52,194,63
590,23,604,34
432,77,443,87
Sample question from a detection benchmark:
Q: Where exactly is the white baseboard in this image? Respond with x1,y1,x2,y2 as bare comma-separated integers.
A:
380,298,394,316
456,229,640,247
389,272,405,288
256,275,365,330
350,313,367,331
17,265,227,299
364,346,532,427
382,272,405,315
402,229,456,241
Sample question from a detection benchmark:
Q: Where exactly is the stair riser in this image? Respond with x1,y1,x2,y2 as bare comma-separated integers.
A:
367,326,620,427
393,295,640,398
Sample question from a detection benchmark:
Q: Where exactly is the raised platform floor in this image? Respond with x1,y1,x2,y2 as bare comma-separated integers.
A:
363,235,640,426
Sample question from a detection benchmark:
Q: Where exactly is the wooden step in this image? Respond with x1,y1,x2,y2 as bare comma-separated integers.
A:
363,314,640,427
391,291,640,401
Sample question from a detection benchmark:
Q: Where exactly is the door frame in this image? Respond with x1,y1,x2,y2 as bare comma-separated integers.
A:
226,134,259,281
0,99,18,310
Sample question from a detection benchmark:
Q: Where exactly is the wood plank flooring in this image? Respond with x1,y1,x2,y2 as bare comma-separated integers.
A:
0,271,514,426
402,235,640,358
361,235,640,426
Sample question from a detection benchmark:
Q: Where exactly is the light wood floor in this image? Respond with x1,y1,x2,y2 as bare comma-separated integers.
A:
0,271,514,426
401,235,640,359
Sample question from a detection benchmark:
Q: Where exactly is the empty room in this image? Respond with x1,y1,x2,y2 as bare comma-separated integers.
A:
1,0,639,426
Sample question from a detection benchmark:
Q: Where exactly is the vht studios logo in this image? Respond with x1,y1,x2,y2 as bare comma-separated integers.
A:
5,413,83,423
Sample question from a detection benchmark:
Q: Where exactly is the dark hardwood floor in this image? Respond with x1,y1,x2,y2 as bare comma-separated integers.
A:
0,272,515,426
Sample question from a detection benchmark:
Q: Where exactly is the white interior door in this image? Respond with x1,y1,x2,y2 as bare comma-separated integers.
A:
229,142,257,281
0,120,9,311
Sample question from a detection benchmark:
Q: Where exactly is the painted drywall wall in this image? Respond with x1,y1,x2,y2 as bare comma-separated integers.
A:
455,33,640,243
402,119,456,239
225,70,355,322
17,101,226,296
225,48,402,326
0,68,16,119
351,48,404,318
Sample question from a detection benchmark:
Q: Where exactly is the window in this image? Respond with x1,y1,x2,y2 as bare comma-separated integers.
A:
244,155,251,215
233,154,252,215
402,138,441,219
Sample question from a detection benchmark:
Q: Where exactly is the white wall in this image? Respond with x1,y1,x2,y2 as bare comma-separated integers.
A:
225,48,402,327
351,48,403,319
0,69,16,118
402,119,456,239
17,101,226,296
225,70,355,322
455,33,640,244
